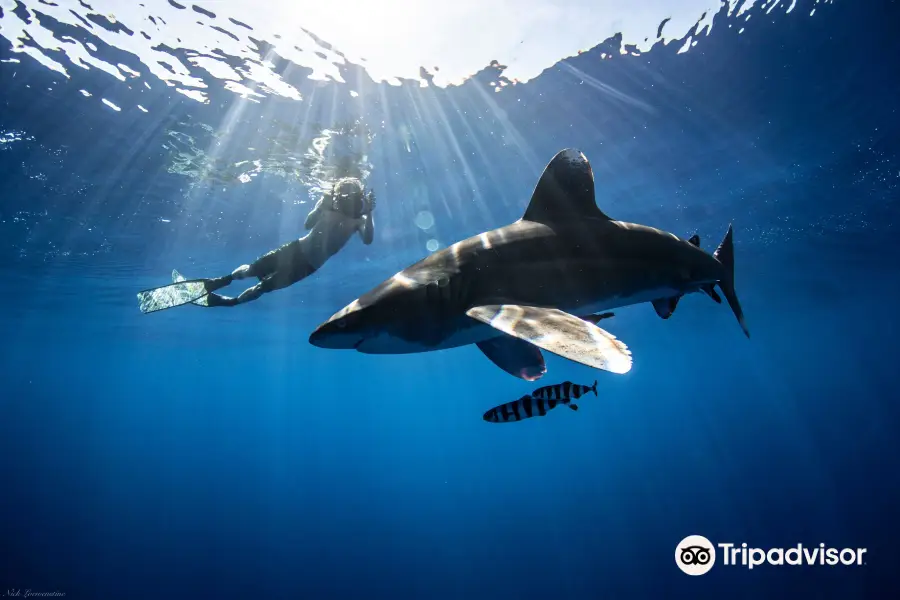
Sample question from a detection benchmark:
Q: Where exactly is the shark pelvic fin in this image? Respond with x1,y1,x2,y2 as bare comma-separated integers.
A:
582,311,615,324
652,296,681,319
522,149,610,224
476,335,547,381
465,304,632,374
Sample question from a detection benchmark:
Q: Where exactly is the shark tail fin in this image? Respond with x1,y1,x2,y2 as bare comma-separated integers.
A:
591,380,598,396
714,224,750,338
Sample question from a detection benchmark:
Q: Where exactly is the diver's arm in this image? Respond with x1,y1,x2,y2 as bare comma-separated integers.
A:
357,189,375,245
304,196,327,230
358,213,374,245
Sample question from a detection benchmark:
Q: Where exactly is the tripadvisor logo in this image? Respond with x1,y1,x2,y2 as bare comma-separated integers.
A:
676,535,716,575
675,535,867,575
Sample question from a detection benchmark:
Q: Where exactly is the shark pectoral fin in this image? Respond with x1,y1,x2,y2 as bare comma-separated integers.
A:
465,305,632,374
521,149,610,223
476,336,547,381
652,296,681,319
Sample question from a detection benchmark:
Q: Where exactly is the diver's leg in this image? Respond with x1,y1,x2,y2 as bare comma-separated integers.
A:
204,292,240,307
204,242,315,307
203,277,269,308
231,264,253,280
204,264,254,293
235,282,267,304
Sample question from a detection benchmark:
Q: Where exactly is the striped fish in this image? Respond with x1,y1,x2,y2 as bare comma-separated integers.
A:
483,393,579,423
531,380,597,401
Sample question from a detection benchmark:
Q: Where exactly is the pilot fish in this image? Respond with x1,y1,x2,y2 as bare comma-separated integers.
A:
531,380,597,401
482,380,599,423
483,394,579,423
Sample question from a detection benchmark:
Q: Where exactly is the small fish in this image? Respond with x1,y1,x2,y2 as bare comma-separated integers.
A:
483,393,579,423
531,380,597,401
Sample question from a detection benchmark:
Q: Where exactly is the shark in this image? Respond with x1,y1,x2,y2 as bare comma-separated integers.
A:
308,148,749,380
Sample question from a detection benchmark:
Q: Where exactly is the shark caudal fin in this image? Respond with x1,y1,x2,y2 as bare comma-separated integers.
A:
713,224,750,338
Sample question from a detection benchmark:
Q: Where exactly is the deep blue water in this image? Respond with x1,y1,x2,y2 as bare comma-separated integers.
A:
2,0,899,598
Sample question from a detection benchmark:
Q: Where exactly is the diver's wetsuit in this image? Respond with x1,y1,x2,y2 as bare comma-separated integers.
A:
202,180,374,307
204,238,319,305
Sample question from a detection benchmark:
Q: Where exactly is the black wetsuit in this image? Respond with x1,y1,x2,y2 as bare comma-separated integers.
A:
202,241,318,306
202,185,372,307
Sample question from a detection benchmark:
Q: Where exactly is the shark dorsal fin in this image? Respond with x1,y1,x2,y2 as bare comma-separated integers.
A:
522,149,610,223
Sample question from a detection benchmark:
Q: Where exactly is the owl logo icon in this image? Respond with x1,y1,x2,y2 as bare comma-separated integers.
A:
676,535,716,575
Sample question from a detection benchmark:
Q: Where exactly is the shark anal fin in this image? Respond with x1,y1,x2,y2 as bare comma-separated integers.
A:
522,149,609,223
476,335,547,381
701,284,722,304
652,296,681,319
466,305,632,375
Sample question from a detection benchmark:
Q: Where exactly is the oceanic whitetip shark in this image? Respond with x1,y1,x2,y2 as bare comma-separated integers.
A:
309,148,749,380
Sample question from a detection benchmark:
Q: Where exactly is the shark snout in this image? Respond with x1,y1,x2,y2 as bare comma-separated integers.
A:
308,301,370,349
308,318,366,349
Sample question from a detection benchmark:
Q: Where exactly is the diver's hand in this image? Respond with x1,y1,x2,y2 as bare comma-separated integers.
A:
364,190,376,214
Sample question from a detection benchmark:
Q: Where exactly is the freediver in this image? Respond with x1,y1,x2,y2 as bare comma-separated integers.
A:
137,177,376,312
201,177,376,307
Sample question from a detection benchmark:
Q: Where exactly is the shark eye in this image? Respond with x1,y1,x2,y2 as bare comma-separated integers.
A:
336,320,348,329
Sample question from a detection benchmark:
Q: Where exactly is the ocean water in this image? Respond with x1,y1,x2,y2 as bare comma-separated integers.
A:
1,0,898,598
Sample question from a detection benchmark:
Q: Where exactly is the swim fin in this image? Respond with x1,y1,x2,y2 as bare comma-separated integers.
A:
172,270,209,307
136,271,209,314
